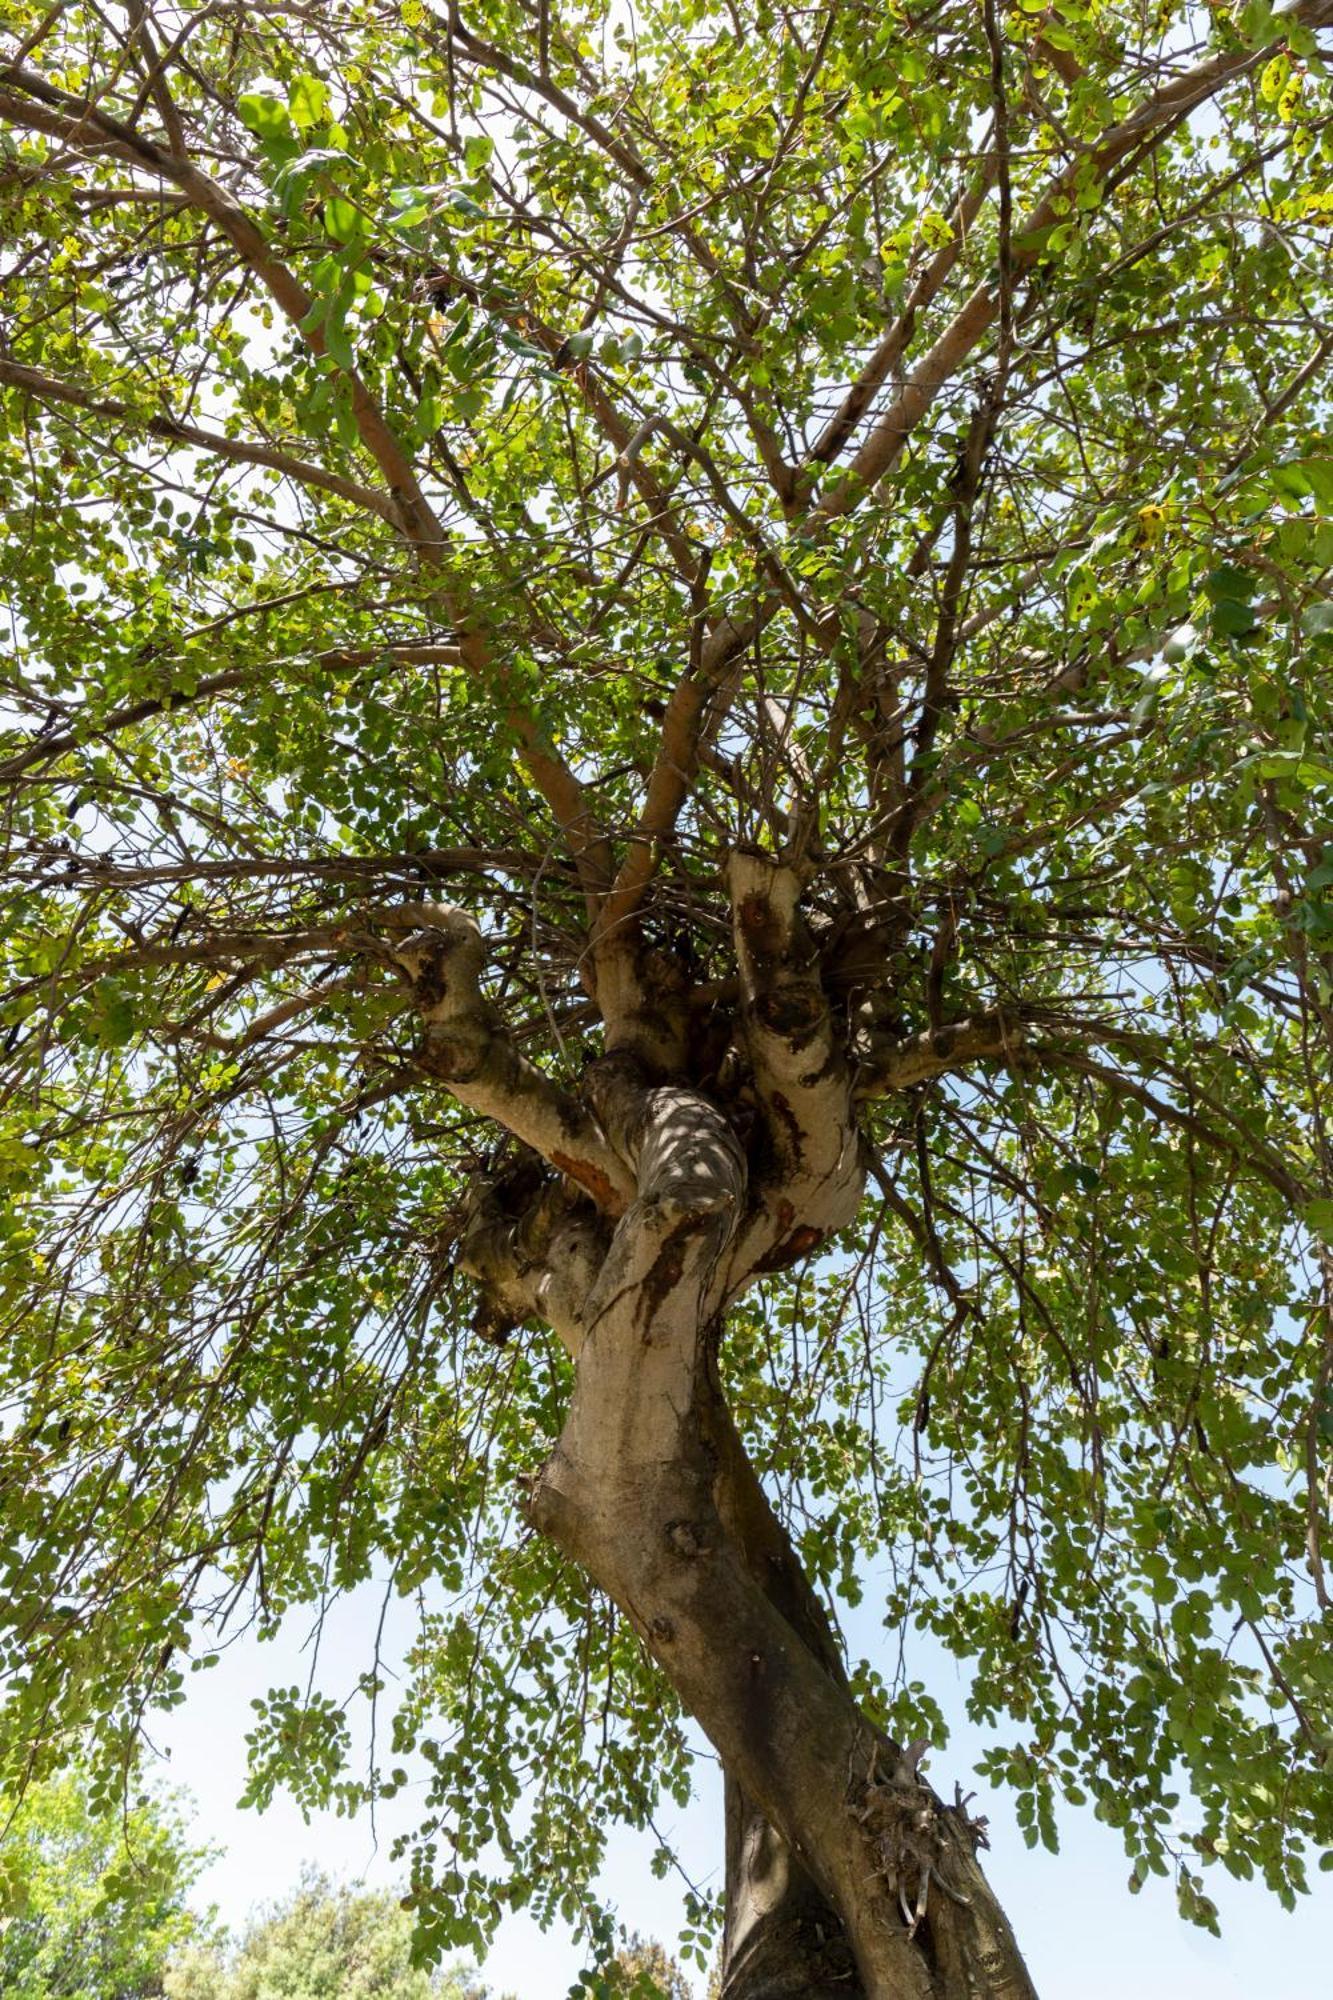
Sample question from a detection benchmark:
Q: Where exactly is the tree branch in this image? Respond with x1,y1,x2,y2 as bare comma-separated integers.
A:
801,151,1001,480
855,1011,1032,1097
454,1166,610,1354
390,905,635,1213
725,849,862,1278
0,64,611,906
0,357,398,523
811,13,1323,520
0,646,470,784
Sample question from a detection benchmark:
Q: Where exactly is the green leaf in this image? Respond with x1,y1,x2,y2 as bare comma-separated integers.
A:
1303,1200,1333,1244
321,280,358,371
323,194,366,246
288,74,331,132
1251,753,1333,788
237,92,298,164
1210,598,1259,638
1203,564,1256,604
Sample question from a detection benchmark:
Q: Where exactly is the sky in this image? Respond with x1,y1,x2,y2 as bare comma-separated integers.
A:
153,1571,1333,1999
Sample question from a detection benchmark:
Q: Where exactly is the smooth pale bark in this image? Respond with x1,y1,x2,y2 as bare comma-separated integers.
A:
527,1069,1035,2000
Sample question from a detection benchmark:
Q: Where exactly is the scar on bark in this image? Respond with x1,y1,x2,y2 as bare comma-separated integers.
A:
636,1216,699,1336
767,1088,804,1160
549,1150,622,1209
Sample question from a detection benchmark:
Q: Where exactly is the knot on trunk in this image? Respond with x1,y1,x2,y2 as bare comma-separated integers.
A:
752,985,826,1046
665,1517,710,1557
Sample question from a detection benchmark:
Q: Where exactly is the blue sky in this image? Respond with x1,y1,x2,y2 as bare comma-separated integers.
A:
154,1574,1333,1997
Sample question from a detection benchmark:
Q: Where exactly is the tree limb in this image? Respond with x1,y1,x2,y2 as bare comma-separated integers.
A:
390,905,636,1213
725,849,862,1279
0,356,398,523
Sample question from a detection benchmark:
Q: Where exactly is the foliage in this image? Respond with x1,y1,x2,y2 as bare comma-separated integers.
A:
163,1871,489,2000
602,1934,693,2000
0,1768,208,1999
1,0,1333,1976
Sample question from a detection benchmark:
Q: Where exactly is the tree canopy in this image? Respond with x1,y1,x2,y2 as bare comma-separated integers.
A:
164,1870,490,2000
0,1768,206,1999
2,0,1332,1991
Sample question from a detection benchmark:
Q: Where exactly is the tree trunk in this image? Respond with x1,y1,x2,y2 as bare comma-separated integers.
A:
523,1078,1037,2000
534,1317,1035,1997
707,1376,862,1998
722,1778,860,1998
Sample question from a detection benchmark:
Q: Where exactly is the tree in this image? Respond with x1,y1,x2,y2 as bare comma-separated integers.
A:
164,1871,488,2000
1,0,1331,1994
606,1934,693,2000
0,1769,207,1998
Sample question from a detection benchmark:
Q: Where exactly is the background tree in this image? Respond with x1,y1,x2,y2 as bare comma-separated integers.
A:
604,1934,693,2000
2,1,1333,1996
0,1769,207,1999
163,1871,490,2000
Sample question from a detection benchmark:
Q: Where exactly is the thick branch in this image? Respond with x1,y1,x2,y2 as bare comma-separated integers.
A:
855,1012,1030,1098
725,850,863,1282
391,907,635,1214
802,154,1001,478
455,1167,610,1353
594,606,755,943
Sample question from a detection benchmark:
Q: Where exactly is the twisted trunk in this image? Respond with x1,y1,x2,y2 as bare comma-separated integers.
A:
394,870,1038,1997
526,1074,1035,2000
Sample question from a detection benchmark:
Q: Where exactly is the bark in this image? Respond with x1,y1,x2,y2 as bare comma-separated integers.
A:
705,1381,861,1998
723,849,865,1289
390,905,635,1214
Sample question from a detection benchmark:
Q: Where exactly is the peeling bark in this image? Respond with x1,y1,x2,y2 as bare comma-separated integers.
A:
721,851,865,1293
